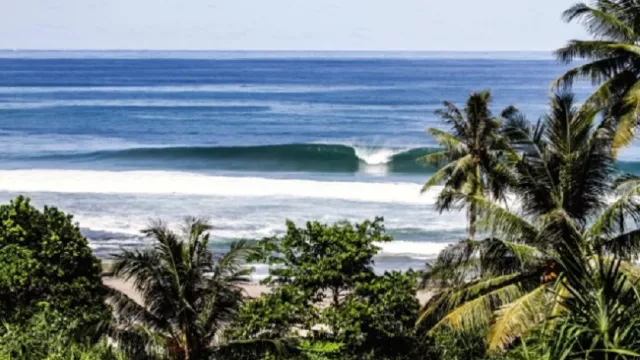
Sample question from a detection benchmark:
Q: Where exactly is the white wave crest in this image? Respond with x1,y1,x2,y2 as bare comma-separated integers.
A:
352,146,408,165
0,170,437,205
377,241,450,258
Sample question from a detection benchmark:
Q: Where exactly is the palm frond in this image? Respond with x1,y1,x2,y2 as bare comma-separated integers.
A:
212,240,259,281
109,218,256,359
580,70,637,111
435,101,468,139
488,284,549,352
589,174,640,238
419,151,448,166
419,272,534,329
555,40,634,63
473,196,538,242
427,128,466,155
614,80,640,150
562,2,637,41
597,229,640,260
420,161,455,193
483,239,544,274
107,287,170,332
429,284,522,332
420,239,484,288
553,55,631,90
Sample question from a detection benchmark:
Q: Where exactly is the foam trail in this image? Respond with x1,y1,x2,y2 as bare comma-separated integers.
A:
0,170,437,205
378,241,450,258
353,146,407,165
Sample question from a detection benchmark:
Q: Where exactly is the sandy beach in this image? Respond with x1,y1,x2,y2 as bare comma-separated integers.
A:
103,277,434,305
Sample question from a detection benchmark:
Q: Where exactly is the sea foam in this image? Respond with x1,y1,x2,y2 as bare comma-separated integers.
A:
377,241,451,258
0,170,438,205
352,146,409,165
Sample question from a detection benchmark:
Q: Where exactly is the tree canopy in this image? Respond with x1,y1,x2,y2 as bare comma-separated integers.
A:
421,91,640,356
231,218,425,360
421,90,519,239
555,0,640,151
108,218,265,360
0,196,108,325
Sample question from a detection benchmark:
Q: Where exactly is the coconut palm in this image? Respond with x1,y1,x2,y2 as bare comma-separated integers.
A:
419,92,640,353
554,0,640,151
510,255,640,360
106,218,268,360
422,90,519,239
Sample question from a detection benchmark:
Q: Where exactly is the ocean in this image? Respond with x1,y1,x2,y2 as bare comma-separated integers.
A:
0,51,601,276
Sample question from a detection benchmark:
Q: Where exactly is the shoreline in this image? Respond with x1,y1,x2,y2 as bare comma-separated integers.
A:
103,277,434,305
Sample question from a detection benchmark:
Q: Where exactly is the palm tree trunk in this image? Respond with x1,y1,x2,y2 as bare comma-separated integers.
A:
468,204,477,240
468,163,482,240
332,286,340,307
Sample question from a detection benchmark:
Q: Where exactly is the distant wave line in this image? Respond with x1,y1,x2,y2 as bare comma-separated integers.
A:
0,84,398,94
0,99,438,111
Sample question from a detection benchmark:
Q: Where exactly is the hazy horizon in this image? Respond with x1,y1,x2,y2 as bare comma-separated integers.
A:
0,49,564,61
2,0,587,51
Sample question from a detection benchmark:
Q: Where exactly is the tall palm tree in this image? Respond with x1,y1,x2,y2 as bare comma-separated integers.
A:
422,90,518,239
107,218,262,360
419,92,640,353
554,0,640,151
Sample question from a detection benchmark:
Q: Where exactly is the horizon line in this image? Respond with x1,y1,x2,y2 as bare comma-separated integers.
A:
0,49,555,53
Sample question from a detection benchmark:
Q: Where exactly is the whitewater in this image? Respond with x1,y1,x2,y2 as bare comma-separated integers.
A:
0,169,440,205
0,51,596,274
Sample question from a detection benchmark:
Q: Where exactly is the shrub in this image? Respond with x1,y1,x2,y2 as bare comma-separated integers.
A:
0,196,108,325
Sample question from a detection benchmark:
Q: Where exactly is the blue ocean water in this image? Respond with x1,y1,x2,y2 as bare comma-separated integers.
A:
0,51,610,274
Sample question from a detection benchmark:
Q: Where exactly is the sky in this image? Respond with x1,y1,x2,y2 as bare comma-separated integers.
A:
1,0,588,51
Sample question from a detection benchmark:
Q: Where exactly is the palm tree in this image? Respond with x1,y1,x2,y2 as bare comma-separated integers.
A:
422,90,518,240
107,218,263,360
511,255,640,360
419,92,640,353
554,0,640,151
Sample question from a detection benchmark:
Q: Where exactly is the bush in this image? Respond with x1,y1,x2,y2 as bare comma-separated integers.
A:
0,307,124,360
331,271,421,359
231,218,426,360
0,196,108,325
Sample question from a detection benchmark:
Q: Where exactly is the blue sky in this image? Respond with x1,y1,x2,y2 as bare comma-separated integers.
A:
2,0,587,51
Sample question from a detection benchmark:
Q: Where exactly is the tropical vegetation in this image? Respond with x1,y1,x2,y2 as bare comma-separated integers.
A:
2,1,640,359
555,0,640,151
0,196,109,327
0,307,125,360
107,218,276,360
228,218,426,360
420,90,640,356
421,90,517,239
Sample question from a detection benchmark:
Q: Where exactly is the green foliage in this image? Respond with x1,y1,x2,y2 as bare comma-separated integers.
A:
231,285,313,340
0,307,124,360
424,329,508,360
330,271,420,359
422,90,520,239
259,217,392,308
420,91,640,353
555,0,640,151
505,255,640,360
297,340,343,360
108,218,266,360
232,218,426,360
0,196,108,326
